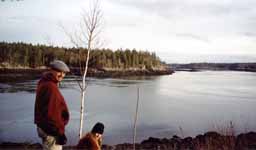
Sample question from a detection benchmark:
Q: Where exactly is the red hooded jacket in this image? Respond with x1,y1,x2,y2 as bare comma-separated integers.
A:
34,72,70,136
77,133,102,150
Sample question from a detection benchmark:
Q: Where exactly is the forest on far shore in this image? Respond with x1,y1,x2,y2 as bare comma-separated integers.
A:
0,42,165,71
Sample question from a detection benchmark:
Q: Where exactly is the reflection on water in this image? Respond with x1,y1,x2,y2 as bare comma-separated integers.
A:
0,75,151,93
0,81,37,93
0,71,256,145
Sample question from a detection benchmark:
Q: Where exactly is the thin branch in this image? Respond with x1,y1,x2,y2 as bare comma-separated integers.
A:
70,71,83,90
133,86,140,150
59,23,80,48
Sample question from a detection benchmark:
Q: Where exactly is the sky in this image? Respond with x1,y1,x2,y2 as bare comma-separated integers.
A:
1,0,256,63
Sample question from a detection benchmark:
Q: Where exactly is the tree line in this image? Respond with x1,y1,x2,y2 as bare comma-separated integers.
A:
0,42,164,70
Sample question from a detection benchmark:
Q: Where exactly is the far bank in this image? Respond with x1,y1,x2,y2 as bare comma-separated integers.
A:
0,67,174,83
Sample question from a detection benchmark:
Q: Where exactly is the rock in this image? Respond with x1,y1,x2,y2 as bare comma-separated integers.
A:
180,137,193,150
115,143,134,150
0,142,42,149
236,132,256,150
1,131,256,150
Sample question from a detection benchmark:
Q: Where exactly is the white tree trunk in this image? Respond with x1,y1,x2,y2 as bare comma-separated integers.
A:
63,0,102,139
79,45,91,138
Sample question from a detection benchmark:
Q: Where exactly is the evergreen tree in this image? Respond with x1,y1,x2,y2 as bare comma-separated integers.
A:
0,42,164,69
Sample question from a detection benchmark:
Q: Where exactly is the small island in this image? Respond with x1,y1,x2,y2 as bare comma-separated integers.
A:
0,42,173,82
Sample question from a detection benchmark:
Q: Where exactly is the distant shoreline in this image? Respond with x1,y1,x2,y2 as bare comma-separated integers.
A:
169,62,256,72
1,62,256,83
0,67,174,83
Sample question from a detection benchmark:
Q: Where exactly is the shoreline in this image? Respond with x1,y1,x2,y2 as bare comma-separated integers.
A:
170,62,256,72
1,131,255,150
0,68,174,83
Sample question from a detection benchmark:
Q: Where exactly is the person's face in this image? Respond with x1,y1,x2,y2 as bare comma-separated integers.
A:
56,71,66,82
95,133,102,140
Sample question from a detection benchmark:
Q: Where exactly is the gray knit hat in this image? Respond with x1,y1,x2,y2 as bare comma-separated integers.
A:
49,60,70,73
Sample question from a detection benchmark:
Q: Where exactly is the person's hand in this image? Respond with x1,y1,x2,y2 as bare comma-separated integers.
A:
95,133,102,140
56,134,67,145
96,133,102,146
62,111,69,125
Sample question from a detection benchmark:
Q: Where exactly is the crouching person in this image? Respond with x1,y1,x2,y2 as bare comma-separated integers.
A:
77,122,105,150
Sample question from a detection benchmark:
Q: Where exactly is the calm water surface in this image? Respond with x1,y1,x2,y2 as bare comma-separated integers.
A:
0,71,256,145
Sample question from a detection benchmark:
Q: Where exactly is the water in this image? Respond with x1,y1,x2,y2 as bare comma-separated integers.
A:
0,71,256,145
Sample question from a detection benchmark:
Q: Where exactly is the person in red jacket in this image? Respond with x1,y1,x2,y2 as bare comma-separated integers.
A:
34,60,70,150
77,122,105,150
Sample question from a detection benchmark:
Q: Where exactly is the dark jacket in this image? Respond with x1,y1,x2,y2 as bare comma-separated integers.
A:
34,72,70,137
77,133,102,150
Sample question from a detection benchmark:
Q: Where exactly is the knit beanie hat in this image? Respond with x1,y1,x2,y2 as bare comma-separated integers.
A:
91,122,104,134
49,60,70,73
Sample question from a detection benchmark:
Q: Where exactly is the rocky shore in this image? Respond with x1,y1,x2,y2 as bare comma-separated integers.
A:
114,131,256,150
83,68,174,78
0,67,174,83
1,131,256,150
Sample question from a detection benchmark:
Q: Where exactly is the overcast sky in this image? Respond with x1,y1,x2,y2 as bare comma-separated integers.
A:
1,0,256,63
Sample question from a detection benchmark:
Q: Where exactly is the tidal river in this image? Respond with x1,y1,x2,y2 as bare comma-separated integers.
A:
0,71,255,145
